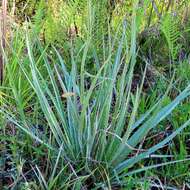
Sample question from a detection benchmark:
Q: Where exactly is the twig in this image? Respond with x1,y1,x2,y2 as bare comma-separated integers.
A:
0,0,7,84
151,0,161,19
147,3,153,27
166,0,172,12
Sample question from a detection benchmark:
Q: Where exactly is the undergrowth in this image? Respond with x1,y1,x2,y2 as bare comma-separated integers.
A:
1,0,190,189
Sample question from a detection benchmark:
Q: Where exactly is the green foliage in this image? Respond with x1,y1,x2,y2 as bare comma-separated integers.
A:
1,0,190,189
2,2,190,189
161,13,181,60
13,0,40,22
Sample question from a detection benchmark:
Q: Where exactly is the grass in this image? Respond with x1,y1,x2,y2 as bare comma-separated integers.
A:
1,0,190,189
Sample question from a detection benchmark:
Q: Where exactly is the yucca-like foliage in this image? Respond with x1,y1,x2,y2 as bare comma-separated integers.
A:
1,1,190,189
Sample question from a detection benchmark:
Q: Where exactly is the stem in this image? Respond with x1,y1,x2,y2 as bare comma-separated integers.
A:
0,0,7,84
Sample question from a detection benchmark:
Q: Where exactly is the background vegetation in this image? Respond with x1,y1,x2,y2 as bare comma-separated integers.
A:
1,0,190,189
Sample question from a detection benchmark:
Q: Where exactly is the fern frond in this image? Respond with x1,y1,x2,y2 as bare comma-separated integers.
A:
161,13,181,60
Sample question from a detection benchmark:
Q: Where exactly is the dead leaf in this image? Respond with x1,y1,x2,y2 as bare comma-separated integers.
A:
62,92,75,98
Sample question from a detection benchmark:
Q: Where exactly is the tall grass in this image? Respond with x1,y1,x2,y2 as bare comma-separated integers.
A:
1,1,190,189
